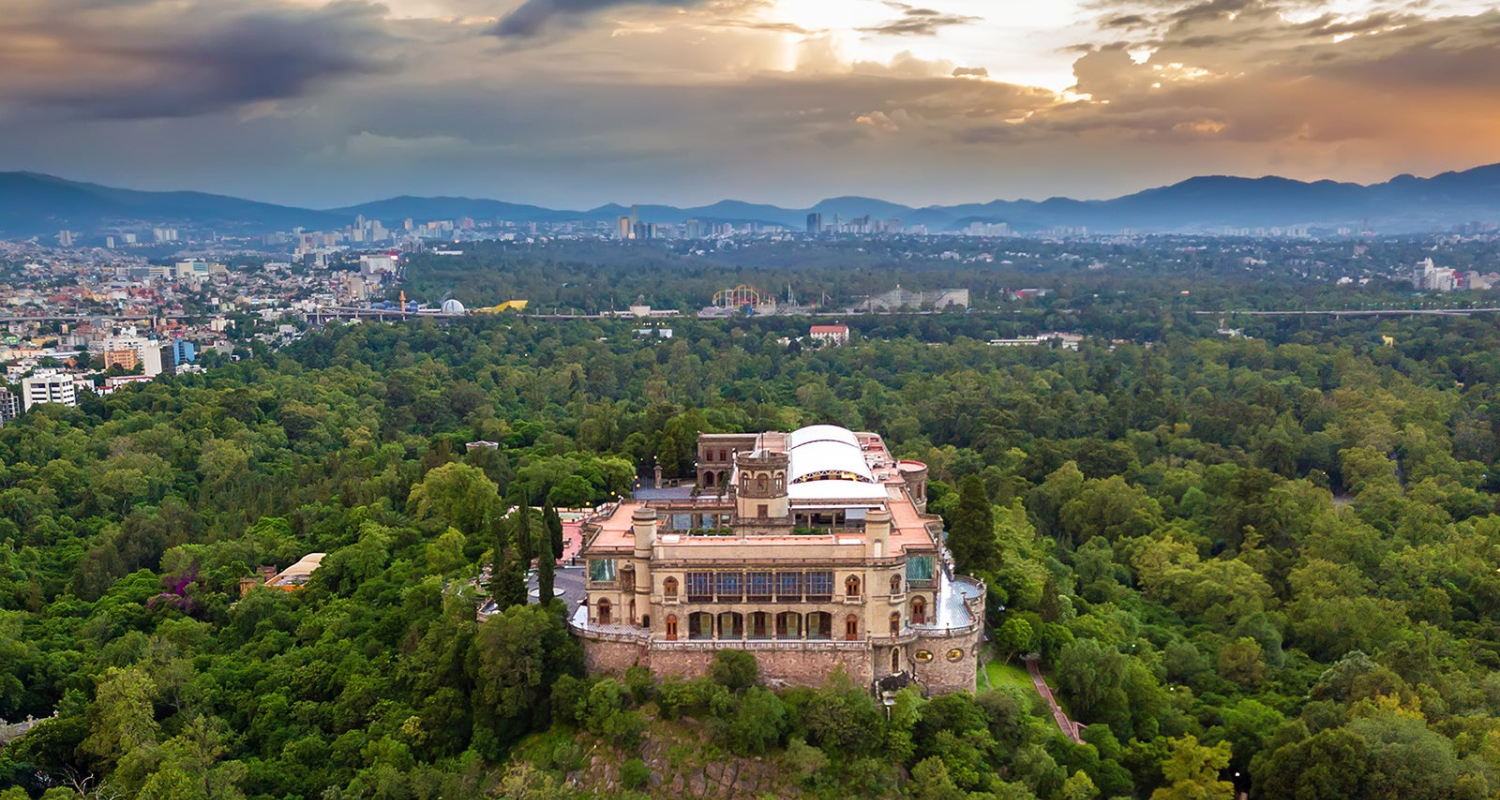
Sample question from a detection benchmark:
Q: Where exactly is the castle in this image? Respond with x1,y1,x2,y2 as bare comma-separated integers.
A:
571,425,984,694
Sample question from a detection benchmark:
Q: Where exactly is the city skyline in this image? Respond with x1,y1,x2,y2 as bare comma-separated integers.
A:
3,0,1499,208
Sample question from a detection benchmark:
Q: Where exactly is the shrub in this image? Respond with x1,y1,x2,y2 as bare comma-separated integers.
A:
621,757,652,790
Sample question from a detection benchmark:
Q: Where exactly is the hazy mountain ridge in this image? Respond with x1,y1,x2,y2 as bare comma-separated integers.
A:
5,164,1500,237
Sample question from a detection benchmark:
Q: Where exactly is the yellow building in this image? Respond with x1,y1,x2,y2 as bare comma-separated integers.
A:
574,425,984,694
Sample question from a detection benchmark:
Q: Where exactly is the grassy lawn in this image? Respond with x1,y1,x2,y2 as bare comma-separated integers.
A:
980,660,1035,693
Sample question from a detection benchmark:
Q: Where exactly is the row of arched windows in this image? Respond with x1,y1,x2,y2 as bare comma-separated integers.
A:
664,611,851,641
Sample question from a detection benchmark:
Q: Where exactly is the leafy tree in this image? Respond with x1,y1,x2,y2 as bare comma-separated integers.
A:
407,462,498,536
82,667,159,767
997,617,1036,663
1151,735,1233,800
710,649,759,692
1217,638,1266,687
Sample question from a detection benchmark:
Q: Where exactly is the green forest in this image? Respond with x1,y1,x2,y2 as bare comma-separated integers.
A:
6,297,1500,799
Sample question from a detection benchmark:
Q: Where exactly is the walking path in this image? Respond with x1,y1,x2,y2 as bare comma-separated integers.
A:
1024,657,1082,743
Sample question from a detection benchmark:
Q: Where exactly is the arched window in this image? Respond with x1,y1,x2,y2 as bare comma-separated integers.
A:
688,612,713,640
806,612,832,640
891,649,900,672
890,612,900,635
719,449,727,462
665,615,678,641
776,611,802,639
845,575,861,598
663,577,678,599
597,599,612,626
911,596,927,625
749,611,771,639
890,575,902,595
844,615,859,641
703,471,715,488
620,569,635,593
629,599,636,624
718,612,744,640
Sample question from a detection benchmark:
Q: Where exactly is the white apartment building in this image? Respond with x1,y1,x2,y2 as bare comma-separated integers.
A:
22,373,79,410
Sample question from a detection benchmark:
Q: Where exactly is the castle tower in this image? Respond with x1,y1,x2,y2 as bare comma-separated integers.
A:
734,450,790,528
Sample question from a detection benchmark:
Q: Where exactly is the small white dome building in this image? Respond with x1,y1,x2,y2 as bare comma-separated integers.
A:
441,299,466,315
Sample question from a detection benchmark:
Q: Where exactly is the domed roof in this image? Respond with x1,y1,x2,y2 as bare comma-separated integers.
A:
441,298,466,314
787,425,873,484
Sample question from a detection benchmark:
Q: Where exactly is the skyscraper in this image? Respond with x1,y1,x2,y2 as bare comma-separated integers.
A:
806,213,823,235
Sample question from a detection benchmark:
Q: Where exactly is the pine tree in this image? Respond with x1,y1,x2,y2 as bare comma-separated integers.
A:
949,474,999,573
537,516,556,606
544,500,565,561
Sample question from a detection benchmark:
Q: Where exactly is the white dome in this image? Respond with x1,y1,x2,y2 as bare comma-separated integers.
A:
787,425,873,484
441,299,466,314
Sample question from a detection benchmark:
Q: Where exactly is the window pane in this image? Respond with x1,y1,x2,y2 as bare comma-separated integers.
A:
589,559,616,582
906,556,935,582
686,572,713,597
748,571,773,596
716,571,744,598
776,572,802,597
807,570,834,596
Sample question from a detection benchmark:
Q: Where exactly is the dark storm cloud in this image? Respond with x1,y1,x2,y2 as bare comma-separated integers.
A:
860,3,980,36
0,0,393,120
492,0,712,37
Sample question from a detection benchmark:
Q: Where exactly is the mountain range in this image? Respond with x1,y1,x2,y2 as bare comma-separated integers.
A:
6,164,1500,239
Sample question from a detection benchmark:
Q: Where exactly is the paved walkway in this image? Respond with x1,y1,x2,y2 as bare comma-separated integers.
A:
1024,657,1082,743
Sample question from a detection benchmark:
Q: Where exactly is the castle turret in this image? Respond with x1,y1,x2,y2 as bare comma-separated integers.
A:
734,450,791,526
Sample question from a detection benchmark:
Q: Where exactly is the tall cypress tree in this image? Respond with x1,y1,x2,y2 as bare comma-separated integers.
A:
513,502,534,566
544,500,564,561
949,474,999,573
537,517,556,607
494,546,528,610
490,514,508,603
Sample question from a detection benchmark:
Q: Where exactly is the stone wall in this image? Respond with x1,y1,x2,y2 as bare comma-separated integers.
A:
584,638,649,676
647,643,875,687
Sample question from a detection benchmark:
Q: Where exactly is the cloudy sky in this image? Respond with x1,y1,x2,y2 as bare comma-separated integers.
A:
3,0,1500,208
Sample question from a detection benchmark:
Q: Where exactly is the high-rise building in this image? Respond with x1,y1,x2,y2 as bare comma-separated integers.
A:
22,373,78,410
806,213,823,234
0,389,20,424
58,230,73,247
102,349,141,372
169,340,196,367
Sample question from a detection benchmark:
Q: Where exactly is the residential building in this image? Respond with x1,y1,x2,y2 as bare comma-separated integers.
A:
22,373,78,410
102,349,140,372
809,324,850,346
573,425,983,694
0,389,20,424
169,340,196,367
